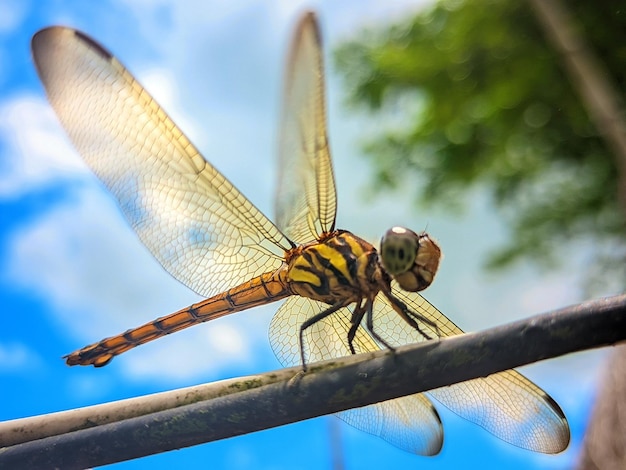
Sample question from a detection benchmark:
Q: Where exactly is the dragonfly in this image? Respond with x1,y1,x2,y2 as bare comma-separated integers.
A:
32,11,570,456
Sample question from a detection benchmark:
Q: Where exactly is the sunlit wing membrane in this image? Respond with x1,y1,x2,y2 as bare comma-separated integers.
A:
269,296,443,455
375,287,571,454
32,13,570,457
270,290,569,454
275,12,337,244
32,28,292,298
339,395,443,456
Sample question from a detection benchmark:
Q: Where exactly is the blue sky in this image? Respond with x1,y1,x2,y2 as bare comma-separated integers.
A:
0,0,614,468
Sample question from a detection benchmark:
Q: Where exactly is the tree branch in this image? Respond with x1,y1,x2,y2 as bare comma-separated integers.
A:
528,0,626,212
1,295,625,469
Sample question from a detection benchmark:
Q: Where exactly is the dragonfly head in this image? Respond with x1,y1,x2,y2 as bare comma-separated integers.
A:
379,226,441,292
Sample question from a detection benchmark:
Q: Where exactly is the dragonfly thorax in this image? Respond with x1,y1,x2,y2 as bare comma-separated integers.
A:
286,230,385,305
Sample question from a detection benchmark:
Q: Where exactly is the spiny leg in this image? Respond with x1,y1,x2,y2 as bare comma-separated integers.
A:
364,297,396,352
407,308,440,338
299,301,348,371
384,290,440,340
346,300,366,355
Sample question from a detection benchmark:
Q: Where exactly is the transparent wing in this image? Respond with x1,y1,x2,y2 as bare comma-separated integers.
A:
375,286,571,454
269,296,443,456
32,27,292,298
275,12,337,245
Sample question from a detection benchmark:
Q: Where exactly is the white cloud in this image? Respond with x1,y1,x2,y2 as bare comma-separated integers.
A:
66,374,116,401
5,187,180,337
97,0,434,198
121,320,253,382
4,183,278,380
0,94,88,196
0,341,41,372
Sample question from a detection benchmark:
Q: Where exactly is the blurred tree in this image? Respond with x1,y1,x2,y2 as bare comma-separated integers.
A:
334,0,626,289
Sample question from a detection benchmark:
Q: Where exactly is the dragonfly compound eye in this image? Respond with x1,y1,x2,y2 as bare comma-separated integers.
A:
380,227,441,292
380,227,419,275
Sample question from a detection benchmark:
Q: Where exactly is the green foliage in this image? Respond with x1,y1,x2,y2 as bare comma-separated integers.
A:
335,0,626,280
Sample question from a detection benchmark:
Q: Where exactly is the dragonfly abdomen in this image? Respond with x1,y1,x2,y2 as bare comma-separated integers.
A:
286,231,381,305
65,269,292,367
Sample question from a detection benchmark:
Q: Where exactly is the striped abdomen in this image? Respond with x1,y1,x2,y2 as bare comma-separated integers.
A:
65,269,292,367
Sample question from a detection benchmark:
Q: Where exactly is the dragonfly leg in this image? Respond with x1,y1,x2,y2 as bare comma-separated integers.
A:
299,301,349,371
407,308,440,338
347,301,367,355
384,290,439,340
364,298,396,352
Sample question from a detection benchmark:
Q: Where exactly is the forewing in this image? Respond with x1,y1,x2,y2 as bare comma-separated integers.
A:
275,12,337,244
269,296,443,455
374,287,570,454
32,27,292,298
